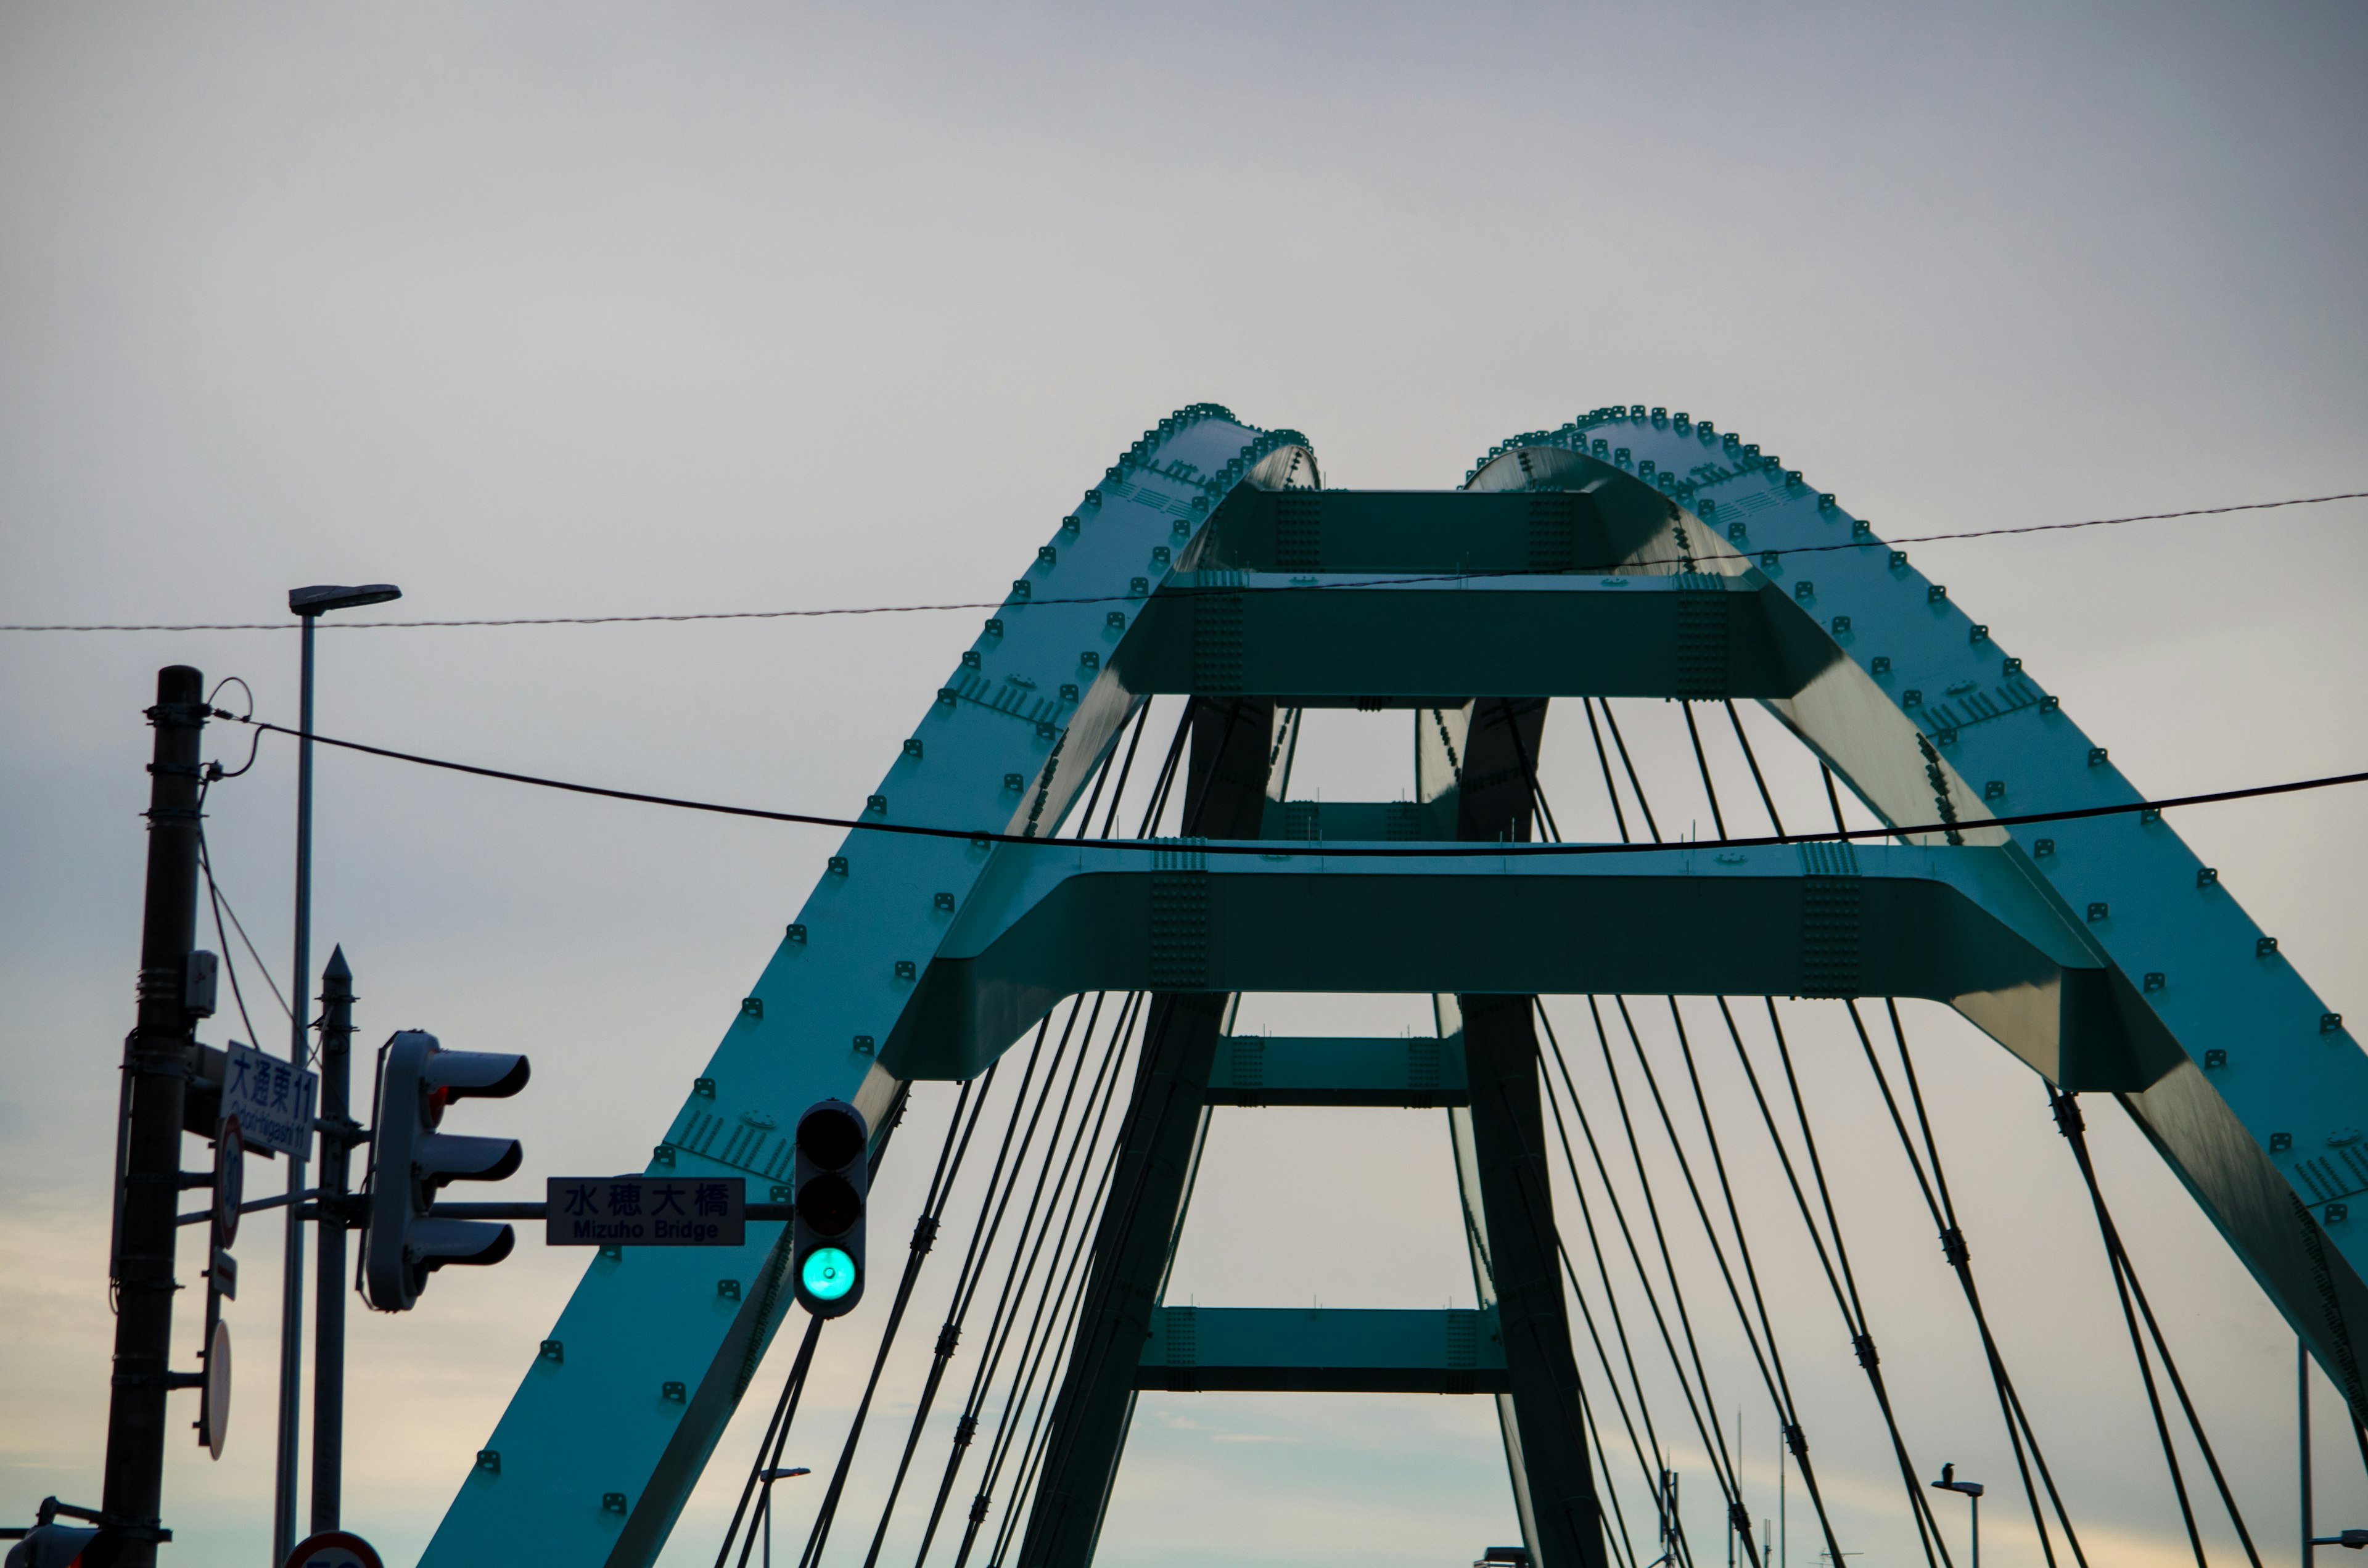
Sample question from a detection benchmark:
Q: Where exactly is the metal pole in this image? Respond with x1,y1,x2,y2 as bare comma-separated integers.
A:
2303,1338,2315,1568
275,614,317,1564
310,947,356,1532
1970,1490,1979,1568
99,666,208,1567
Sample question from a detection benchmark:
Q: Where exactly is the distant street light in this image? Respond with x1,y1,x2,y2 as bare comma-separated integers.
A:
1930,1463,1985,1568
760,1466,812,1568
272,581,400,1562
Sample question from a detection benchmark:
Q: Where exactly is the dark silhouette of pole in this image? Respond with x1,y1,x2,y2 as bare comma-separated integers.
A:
275,580,396,1559
310,946,357,1532
274,606,318,1563
99,665,210,1566
2304,1340,2315,1568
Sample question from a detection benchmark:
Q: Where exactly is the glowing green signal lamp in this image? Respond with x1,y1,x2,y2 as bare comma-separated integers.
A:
801,1246,857,1302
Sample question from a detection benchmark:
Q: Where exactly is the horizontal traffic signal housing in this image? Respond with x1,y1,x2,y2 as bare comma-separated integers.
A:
364,1031,530,1312
792,1099,869,1318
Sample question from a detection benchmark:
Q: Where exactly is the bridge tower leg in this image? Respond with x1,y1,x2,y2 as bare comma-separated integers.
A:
1434,699,1608,1568
1016,699,1277,1568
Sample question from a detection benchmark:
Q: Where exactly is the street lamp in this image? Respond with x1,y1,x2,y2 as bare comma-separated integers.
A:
1930,1463,1984,1568
759,1466,812,1567
273,581,399,1562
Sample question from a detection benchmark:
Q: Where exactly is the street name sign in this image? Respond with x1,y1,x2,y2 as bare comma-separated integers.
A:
546,1175,746,1247
221,1040,318,1159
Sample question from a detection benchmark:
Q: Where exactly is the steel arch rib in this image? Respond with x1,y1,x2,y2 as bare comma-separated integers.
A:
1463,407,2368,1425
417,407,1320,1568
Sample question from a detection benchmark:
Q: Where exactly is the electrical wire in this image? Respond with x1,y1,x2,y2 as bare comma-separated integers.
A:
202,712,2368,860
10,489,2361,634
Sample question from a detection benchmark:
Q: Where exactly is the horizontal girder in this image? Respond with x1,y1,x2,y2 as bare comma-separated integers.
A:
1119,569,1822,702
882,839,2141,1088
1135,1307,1510,1394
1194,486,1674,575
1205,1034,1470,1107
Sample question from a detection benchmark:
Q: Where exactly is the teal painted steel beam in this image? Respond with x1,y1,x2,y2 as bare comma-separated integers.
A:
1468,407,2368,1419
888,839,2125,1086
1119,569,1814,702
1259,798,1425,841
1134,1307,1510,1394
421,408,1320,1568
1194,486,1674,575
1204,1034,1468,1107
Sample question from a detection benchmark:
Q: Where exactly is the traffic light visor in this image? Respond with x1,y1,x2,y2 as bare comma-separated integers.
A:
802,1246,857,1301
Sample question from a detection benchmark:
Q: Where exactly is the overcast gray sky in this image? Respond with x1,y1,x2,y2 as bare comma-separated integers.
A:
4,4,2367,1566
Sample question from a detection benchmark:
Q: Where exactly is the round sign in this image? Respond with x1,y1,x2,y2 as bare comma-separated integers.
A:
282,1530,385,1568
214,1115,244,1250
203,1318,231,1461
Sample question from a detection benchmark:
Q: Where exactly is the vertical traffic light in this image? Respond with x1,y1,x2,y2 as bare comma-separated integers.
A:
791,1099,869,1318
363,1031,530,1313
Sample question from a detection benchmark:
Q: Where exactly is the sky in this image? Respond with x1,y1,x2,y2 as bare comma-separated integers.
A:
3,2,2366,1566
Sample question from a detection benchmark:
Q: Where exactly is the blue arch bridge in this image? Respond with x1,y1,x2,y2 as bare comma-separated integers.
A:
414,404,2363,1568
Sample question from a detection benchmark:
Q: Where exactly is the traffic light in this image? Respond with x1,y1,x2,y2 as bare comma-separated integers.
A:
791,1099,869,1318
364,1031,530,1312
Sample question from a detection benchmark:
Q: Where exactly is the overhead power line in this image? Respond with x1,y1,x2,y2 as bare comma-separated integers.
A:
6,489,2361,633
210,712,2368,860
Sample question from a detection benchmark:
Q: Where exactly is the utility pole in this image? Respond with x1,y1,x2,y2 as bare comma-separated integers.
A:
310,947,358,1533
98,666,210,1566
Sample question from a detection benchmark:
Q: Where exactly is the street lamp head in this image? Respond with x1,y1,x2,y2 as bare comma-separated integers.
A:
760,1467,811,1482
289,583,402,617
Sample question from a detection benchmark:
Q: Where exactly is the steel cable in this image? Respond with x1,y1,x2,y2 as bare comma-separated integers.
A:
942,999,1133,1568
1849,998,2086,1568
2052,1091,2263,1568
1532,1008,1688,1568
957,1003,1144,1566
906,703,1196,1567
906,996,1102,1566
1760,1001,1953,1568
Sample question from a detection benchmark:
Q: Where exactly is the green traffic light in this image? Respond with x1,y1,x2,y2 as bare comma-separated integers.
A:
802,1246,857,1301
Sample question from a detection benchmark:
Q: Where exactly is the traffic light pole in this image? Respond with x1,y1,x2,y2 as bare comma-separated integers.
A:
99,665,210,1566
310,947,358,1533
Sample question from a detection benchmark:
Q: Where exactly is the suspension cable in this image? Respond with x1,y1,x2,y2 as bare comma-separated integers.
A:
1852,998,2086,1568
908,995,1104,1566
717,1316,826,1568
1532,1012,1682,1556
944,999,1137,1568
1595,997,1756,1554
1580,699,1632,845
958,1008,1144,1565
1594,700,1662,844
1760,1001,1953,1568
1720,702,1785,838
1679,704,1728,842
871,705,1185,1565
2052,1091,2263,1568
1661,999,1851,1568
981,1117,1132,1567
